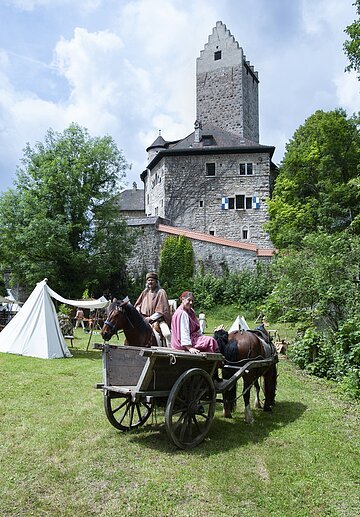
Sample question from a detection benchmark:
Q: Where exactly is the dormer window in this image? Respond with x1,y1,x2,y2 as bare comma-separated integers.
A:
202,134,215,146
214,50,222,61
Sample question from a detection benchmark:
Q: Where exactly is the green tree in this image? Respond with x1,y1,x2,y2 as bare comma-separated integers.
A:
266,109,360,248
264,232,360,329
159,235,194,298
0,124,131,297
344,0,360,78
0,278,6,297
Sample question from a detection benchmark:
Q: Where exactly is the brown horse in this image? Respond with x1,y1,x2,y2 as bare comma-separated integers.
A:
214,325,277,423
101,297,158,347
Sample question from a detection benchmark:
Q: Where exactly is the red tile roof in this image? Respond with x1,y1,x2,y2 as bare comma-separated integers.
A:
157,224,276,256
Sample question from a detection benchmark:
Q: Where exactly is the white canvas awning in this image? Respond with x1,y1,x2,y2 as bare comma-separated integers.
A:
47,286,109,309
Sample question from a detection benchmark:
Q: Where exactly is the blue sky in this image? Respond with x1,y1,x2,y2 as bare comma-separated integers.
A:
0,0,358,192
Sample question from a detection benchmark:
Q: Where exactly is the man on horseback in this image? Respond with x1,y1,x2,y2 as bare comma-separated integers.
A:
135,272,172,346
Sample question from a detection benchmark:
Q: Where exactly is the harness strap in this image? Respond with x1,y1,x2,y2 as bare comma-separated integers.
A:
104,319,117,331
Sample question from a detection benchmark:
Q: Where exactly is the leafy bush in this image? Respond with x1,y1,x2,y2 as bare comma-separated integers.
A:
159,236,194,298
192,273,223,310
289,322,360,398
192,265,274,312
263,233,360,327
58,303,72,317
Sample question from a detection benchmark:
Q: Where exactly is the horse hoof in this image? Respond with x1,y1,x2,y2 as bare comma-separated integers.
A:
223,411,232,419
245,417,254,424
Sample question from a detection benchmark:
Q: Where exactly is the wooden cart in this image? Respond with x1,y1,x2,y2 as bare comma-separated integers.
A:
94,343,277,449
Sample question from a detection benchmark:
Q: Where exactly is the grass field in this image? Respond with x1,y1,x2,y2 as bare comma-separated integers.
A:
0,328,359,516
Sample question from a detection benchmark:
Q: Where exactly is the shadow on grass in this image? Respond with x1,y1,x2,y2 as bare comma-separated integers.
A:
111,400,307,454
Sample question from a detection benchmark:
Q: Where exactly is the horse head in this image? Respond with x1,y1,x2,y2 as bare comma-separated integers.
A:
101,296,155,347
101,297,130,341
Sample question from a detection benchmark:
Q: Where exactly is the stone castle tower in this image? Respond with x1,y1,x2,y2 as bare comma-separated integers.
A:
196,21,259,142
130,22,276,276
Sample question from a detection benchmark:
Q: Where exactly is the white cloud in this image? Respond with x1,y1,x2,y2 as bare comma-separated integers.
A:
118,0,219,142
5,0,102,13
334,71,360,113
301,0,352,35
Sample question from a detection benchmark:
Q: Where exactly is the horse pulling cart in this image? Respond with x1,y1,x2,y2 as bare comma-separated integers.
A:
94,342,278,449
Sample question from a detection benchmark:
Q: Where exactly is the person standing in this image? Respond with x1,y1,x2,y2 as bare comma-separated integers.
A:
135,272,171,345
198,310,207,334
75,308,85,330
171,291,219,354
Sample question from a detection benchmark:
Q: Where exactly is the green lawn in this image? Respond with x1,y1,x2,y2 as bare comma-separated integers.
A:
0,329,359,516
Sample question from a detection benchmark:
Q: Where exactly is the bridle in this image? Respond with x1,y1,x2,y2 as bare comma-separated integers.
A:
103,301,155,346
103,304,126,340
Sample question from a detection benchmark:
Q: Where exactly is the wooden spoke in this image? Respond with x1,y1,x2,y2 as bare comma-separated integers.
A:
104,393,152,431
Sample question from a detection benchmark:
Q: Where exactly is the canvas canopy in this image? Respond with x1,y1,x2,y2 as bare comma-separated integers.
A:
47,287,109,309
228,315,249,333
0,279,109,359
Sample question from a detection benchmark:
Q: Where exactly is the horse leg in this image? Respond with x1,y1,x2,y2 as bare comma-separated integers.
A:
222,366,236,418
253,378,262,409
263,367,275,411
243,375,254,424
265,364,277,408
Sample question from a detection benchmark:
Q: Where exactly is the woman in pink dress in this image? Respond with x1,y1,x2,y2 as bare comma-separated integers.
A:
171,291,219,354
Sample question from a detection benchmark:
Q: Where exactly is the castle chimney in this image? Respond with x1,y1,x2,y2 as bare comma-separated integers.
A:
194,120,202,144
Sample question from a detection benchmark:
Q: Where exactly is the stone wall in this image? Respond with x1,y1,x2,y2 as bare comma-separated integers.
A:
148,151,274,248
125,221,272,279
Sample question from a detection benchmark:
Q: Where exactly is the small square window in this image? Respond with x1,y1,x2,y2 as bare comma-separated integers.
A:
209,230,215,236
214,50,222,61
206,163,215,176
240,163,253,175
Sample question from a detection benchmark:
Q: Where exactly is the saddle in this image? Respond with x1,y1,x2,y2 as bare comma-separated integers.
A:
151,321,171,347
248,328,276,358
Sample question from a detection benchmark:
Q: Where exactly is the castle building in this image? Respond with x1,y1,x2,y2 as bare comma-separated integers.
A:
125,22,276,276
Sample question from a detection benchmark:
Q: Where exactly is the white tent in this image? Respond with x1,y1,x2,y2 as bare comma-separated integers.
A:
0,279,109,359
228,315,249,333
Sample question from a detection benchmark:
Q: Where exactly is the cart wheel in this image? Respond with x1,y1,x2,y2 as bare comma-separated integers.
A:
104,393,152,431
165,368,216,449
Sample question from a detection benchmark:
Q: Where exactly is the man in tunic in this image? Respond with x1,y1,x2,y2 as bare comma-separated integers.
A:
134,272,172,346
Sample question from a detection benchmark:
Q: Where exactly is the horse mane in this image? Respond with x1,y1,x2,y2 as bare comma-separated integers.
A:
213,329,239,362
123,302,151,333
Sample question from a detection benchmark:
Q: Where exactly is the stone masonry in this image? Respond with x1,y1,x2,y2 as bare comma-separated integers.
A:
196,21,259,142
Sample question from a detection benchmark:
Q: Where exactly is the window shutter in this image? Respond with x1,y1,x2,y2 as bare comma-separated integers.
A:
252,196,260,209
221,197,229,210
